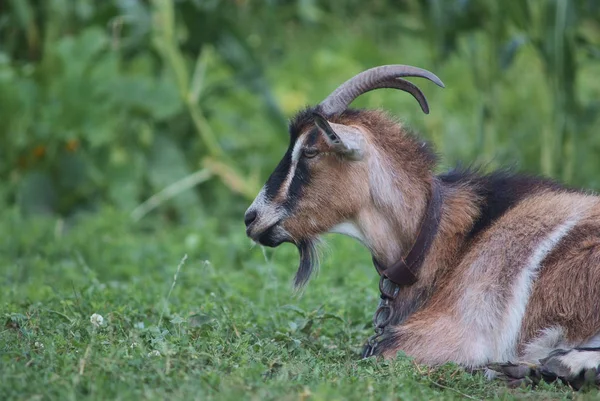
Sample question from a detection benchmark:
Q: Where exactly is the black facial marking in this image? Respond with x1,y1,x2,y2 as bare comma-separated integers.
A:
262,110,322,207
262,107,321,202
256,224,285,247
305,129,319,147
264,147,292,201
283,156,311,212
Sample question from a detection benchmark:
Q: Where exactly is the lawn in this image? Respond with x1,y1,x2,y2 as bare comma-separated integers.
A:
1,208,595,400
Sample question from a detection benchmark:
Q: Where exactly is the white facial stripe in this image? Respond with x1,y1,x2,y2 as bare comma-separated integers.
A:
278,134,307,198
247,186,285,236
249,132,305,212
245,135,307,238
249,186,267,210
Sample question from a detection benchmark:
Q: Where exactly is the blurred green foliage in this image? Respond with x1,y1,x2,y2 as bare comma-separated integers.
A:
1,0,600,220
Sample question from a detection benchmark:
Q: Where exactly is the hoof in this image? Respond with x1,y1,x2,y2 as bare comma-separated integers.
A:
487,353,600,391
487,362,541,387
539,350,600,390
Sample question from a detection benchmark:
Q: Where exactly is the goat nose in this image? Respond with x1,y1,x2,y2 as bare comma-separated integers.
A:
244,209,258,228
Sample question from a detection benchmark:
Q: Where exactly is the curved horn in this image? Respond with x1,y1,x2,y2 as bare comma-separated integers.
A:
319,65,445,116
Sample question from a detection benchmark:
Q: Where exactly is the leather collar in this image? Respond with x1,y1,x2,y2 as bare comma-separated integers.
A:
372,181,443,287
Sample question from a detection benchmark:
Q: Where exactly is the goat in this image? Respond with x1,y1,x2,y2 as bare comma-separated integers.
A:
244,65,600,389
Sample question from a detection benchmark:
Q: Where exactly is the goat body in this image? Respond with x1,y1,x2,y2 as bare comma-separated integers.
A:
244,66,600,388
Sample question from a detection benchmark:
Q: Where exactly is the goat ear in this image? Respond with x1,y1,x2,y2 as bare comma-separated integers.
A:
313,113,343,145
312,113,365,161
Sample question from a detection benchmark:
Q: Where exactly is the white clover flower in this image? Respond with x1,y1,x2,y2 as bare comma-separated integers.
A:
90,313,104,327
147,350,161,357
130,342,138,349
34,341,44,349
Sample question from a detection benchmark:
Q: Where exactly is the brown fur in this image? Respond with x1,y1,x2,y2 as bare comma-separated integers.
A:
283,110,435,255
382,193,599,365
248,105,600,370
520,203,600,346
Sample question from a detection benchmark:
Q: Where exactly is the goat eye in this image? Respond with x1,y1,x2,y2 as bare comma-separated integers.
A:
303,148,318,158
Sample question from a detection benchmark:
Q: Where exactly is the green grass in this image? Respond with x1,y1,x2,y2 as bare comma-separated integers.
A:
0,208,596,400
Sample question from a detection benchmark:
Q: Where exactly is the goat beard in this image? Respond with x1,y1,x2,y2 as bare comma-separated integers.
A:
294,238,320,289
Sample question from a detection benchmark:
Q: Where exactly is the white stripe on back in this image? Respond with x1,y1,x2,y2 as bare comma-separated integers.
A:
494,214,581,361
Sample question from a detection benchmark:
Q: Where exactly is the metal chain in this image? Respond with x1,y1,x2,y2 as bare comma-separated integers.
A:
361,275,400,358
